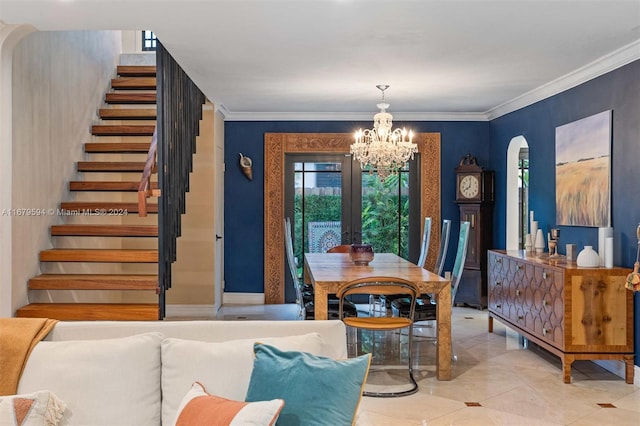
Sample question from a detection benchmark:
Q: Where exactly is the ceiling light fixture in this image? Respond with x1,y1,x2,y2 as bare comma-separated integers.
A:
351,85,417,182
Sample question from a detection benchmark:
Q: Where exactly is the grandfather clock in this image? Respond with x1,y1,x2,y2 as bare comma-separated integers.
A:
454,154,494,309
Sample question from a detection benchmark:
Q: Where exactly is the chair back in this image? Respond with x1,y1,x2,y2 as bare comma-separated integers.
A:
434,219,451,276
450,221,471,306
284,217,304,316
326,244,352,253
337,276,420,322
416,217,432,268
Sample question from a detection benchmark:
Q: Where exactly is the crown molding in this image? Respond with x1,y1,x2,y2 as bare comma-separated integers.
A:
223,110,489,122
485,39,640,120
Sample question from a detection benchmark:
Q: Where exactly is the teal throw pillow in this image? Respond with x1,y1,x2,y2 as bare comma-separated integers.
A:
245,343,371,426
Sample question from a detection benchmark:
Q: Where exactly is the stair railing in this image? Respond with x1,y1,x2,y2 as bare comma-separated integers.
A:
155,41,206,318
138,127,159,217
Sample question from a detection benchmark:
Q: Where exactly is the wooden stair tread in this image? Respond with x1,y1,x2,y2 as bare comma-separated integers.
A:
51,225,158,237
59,202,158,214
70,181,158,191
117,65,156,76
77,161,147,172
17,303,159,321
40,249,158,263
105,93,156,104
92,124,155,136
84,142,150,153
99,108,157,120
29,274,158,290
111,77,156,90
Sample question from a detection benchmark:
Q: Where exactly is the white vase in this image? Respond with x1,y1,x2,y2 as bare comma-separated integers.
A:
604,237,614,268
598,227,613,266
524,233,533,252
576,246,600,267
534,229,545,254
530,221,538,242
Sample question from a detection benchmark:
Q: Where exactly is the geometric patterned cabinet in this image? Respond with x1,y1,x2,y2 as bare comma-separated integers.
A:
487,250,634,384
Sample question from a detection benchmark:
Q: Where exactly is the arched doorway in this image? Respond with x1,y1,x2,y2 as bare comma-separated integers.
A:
506,136,529,250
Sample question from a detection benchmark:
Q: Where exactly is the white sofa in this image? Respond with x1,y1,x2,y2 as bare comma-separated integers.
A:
16,320,348,426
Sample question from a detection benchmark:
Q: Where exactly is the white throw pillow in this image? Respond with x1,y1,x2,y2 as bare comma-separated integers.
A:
0,390,66,426
18,332,163,426
161,332,324,426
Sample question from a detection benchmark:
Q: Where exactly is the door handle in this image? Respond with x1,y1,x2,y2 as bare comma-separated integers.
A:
216,234,223,241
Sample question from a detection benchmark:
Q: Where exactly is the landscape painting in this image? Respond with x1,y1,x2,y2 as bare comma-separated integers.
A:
555,110,611,227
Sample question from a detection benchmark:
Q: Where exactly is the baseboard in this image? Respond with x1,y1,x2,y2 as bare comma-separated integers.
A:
165,304,217,318
222,292,265,305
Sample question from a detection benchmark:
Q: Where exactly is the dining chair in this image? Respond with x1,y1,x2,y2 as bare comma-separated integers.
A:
391,221,470,336
285,218,357,320
416,217,433,269
372,217,433,317
395,218,450,323
283,217,306,320
434,219,452,276
338,276,420,397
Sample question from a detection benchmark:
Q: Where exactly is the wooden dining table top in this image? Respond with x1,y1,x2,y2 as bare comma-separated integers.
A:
303,252,450,289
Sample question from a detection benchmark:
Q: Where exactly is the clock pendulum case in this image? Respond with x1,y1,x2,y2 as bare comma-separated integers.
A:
454,154,494,309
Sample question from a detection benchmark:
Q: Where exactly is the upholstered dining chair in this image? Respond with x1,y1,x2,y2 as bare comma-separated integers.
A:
391,220,470,331
338,276,420,397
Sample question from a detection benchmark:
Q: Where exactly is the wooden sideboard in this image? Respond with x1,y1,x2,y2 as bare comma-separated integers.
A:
487,250,634,384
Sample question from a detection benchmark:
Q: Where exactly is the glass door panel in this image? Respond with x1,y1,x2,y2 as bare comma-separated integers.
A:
285,156,351,301
360,169,411,258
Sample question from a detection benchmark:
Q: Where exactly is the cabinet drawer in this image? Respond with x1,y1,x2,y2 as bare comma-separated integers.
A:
487,252,506,314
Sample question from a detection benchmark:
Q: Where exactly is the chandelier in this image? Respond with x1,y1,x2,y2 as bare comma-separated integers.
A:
351,85,417,182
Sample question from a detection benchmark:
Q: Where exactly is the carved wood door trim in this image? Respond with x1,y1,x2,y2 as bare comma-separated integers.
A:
264,132,441,304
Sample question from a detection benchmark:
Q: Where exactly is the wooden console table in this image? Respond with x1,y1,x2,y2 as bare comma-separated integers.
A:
487,250,634,384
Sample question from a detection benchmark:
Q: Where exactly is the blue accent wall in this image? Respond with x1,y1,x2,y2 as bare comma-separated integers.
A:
224,121,490,294
489,59,640,365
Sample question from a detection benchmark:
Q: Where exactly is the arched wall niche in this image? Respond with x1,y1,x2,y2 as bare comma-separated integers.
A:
506,135,529,250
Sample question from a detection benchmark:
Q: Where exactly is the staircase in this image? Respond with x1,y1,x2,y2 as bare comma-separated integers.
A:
17,65,162,321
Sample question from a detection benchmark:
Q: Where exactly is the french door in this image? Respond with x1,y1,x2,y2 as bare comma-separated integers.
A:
283,154,419,301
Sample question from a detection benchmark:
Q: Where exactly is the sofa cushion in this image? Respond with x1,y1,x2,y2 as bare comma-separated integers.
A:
0,390,66,426
18,332,163,426
245,343,371,426
161,333,323,426
174,382,283,426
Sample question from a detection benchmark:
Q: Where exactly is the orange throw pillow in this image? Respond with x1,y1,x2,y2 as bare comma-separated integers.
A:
175,382,283,426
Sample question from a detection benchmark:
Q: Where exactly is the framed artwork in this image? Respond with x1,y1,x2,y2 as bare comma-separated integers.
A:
555,110,611,227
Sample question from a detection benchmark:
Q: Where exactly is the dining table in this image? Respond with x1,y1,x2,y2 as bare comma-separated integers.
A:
303,252,453,380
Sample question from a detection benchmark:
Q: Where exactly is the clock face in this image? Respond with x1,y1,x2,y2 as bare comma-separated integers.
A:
459,175,480,199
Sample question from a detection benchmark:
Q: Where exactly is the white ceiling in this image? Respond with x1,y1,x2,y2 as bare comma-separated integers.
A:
1,0,639,120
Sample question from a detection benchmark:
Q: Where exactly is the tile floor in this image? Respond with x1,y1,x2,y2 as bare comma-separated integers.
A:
201,304,640,425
